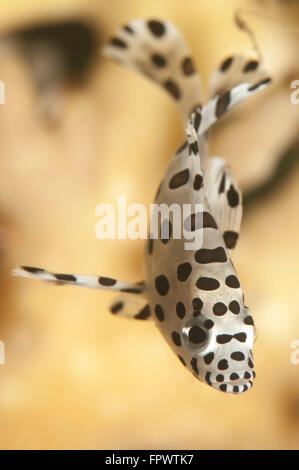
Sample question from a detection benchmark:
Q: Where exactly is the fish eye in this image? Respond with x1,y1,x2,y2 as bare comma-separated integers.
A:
182,318,209,352
188,325,207,344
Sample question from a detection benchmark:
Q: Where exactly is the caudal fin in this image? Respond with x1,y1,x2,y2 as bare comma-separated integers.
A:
210,55,271,99
190,77,271,137
103,18,203,124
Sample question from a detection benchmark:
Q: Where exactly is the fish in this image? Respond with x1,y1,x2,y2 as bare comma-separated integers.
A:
12,18,272,394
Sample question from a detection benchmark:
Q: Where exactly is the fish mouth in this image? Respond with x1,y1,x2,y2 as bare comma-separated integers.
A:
211,376,255,395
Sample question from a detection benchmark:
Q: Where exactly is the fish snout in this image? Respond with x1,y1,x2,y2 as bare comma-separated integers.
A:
210,368,256,394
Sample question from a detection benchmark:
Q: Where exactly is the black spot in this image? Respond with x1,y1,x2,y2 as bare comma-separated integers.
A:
223,231,239,249
195,247,227,264
176,301,186,319
243,59,258,73
55,273,77,282
196,277,220,291
155,304,165,322
188,141,199,156
160,219,172,244
110,301,123,314
219,173,226,193
193,174,203,190
233,386,239,393
216,334,232,344
229,300,240,314
147,20,166,37
120,287,141,294
188,326,207,344
182,57,195,76
164,79,181,100
204,352,214,365
231,351,245,361
194,112,202,132
244,315,254,325
98,276,116,286
123,24,134,34
178,355,186,366
244,371,251,379
177,262,192,282
225,275,240,289
213,302,227,316
191,357,199,374
205,371,212,386
176,141,188,155
248,77,271,92
110,37,127,48
184,211,201,231
227,184,239,207
151,54,167,67
155,275,169,296
148,236,154,255
220,56,234,71
135,305,151,320
169,168,189,189
218,359,229,370
230,373,239,381
184,211,217,231
216,91,231,118
219,384,227,392
192,297,203,312
234,332,247,343
243,385,248,392
171,331,181,347
248,357,254,368
22,266,45,274
252,370,256,379
202,212,218,229
204,319,214,330
216,374,224,382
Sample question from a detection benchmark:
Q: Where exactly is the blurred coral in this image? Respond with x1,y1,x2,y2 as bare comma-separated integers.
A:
0,0,298,450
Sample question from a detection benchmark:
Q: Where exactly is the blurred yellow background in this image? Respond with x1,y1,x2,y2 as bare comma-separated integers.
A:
0,0,298,450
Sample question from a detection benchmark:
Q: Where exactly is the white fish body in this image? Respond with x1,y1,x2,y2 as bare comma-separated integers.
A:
12,18,271,394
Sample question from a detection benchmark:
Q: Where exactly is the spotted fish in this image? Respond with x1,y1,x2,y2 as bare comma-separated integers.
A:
12,18,271,394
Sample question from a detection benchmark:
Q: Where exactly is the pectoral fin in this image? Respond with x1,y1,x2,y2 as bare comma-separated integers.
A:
12,266,145,294
110,293,151,320
204,156,243,250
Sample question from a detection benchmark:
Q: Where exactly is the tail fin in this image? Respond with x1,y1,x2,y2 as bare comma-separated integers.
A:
210,55,271,99
103,18,203,124
12,266,145,294
104,18,272,154
191,77,271,137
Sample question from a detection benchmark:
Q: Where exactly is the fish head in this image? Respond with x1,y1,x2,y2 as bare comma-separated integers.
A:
180,301,256,394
